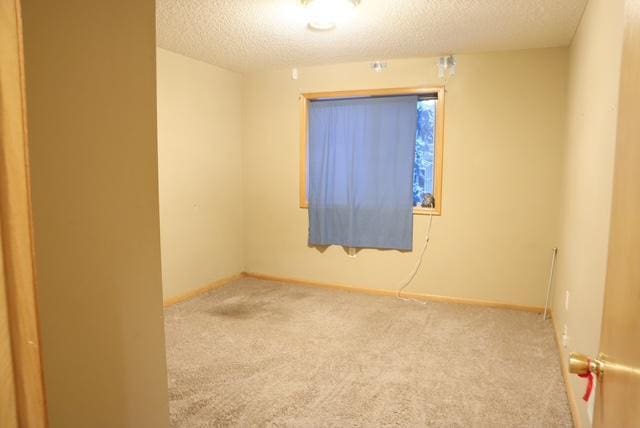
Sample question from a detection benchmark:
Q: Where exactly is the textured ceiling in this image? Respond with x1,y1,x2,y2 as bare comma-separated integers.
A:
156,0,588,73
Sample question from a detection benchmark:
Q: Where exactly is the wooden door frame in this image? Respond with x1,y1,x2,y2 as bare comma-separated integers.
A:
0,0,48,426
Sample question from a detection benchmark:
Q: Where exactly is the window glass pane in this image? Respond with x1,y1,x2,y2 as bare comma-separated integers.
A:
413,99,437,207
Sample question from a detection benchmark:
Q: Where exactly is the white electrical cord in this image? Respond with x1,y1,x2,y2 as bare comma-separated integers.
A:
396,213,434,304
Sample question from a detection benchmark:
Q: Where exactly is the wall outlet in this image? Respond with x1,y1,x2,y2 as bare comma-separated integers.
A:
565,291,570,311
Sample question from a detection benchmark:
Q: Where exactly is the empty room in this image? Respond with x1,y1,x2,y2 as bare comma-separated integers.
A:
2,0,639,427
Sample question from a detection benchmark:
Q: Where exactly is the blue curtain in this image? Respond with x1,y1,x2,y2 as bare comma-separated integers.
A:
308,96,418,251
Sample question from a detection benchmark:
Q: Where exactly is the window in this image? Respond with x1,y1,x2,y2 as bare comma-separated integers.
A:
300,87,445,215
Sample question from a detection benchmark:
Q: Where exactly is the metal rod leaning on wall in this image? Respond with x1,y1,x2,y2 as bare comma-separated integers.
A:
543,248,559,320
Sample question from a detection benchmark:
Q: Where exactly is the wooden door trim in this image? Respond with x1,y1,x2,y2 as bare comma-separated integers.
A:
0,229,18,428
0,0,48,426
551,316,582,428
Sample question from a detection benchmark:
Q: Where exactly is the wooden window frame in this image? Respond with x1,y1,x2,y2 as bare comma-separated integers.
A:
299,86,445,215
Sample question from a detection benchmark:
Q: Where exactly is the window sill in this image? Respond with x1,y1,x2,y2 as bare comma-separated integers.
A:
299,203,441,216
413,207,441,216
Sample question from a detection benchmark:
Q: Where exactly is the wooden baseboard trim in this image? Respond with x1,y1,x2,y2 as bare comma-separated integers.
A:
243,272,545,313
163,273,243,307
551,315,582,428
164,271,546,314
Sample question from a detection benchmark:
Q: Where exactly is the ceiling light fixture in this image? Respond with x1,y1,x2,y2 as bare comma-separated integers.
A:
301,0,360,31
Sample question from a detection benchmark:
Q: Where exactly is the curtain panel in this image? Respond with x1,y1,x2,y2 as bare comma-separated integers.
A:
308,95,418,250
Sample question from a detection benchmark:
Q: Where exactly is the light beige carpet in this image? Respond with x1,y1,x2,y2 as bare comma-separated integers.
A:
164,278,572,427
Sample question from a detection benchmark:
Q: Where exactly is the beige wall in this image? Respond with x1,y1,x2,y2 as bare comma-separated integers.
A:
156,49,244,300
21,1,170,427
552,0,625,425
243,48,568,307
